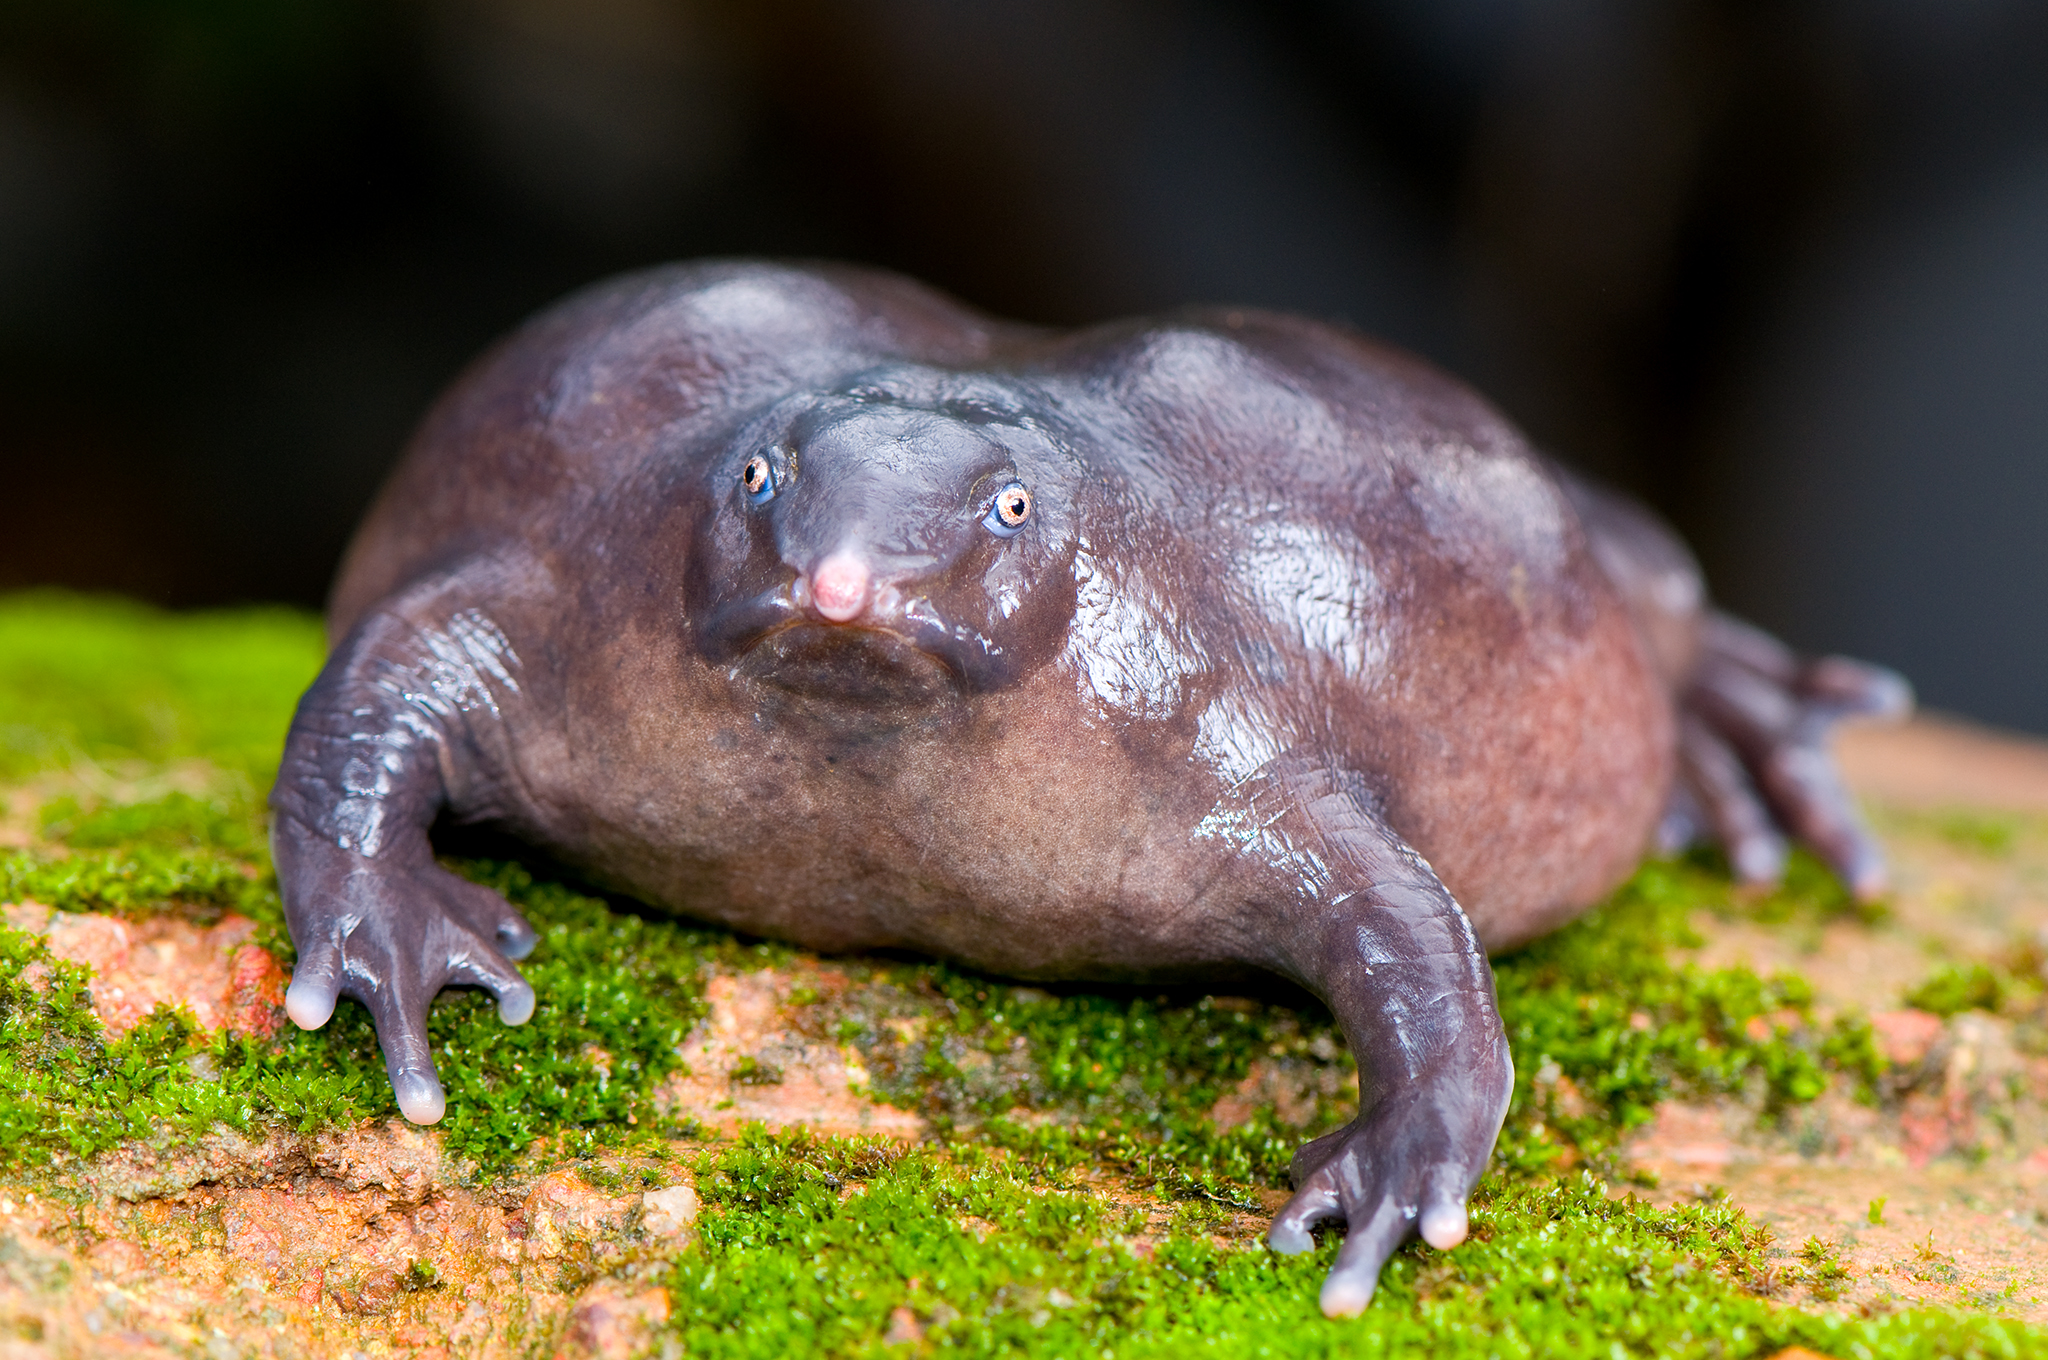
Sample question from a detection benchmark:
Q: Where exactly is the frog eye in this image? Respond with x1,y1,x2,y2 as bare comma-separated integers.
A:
982,481,1032,538
741,453,778,505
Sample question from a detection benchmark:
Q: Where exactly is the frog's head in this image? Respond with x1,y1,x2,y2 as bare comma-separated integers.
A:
693,365,1084,699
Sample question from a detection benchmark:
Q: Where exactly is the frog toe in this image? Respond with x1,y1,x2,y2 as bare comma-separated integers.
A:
284,949,343,1030
445,941,536,1024
368,994,447,1124
1677,714,1790,885
1269,1091,1496,1318
444,872,540,961
1679,611,1910,897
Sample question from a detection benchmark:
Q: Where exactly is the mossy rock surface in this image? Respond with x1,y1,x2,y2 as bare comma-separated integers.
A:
1,589,2044,1358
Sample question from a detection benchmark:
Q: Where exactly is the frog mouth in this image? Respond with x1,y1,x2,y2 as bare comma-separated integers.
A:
703,587,1010,696
735,623,961,707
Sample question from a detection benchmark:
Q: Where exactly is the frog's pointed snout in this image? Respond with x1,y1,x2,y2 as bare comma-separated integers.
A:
804,550,873,622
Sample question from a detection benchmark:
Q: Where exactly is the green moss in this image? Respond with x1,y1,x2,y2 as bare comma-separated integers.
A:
1800,1235,1852,1302
0,595,731,1176
822,852,1889,1203
6,589,2046,1356
1876,806,2048,863
0,926,325,1161
39,789,267,860
1931,810,2024,858
667,1127,2041,1359
0,591,324,784
1905,963,2009,1018
428,859,714,1170
837,969,1341,1181
1493,856,1890,1169
0,857,718,1175
1,842,282,929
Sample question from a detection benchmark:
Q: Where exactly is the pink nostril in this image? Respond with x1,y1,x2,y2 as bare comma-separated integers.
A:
808,551,871,622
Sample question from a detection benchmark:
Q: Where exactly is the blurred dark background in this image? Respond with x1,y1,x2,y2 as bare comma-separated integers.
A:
1,0,2043,729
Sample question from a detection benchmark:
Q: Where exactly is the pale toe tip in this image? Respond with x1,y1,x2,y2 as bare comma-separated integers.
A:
1420,1204,1468,1250
284,979,336,1031
393,1071,447,1126
1320,1274,1374,1319
1733,839,1787,886
499,983,536,1025
1266,1222,1314,1256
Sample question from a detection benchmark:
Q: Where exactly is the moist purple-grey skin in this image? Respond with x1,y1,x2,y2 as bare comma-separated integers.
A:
270,261,1909,1317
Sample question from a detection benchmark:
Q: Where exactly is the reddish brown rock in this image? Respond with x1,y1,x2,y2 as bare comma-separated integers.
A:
1836,715,2048,814
0,1135,701,1358
1871,1010,1945,1069
640,1184,700,1241
883,1304,924,1346
660,969,925,1138
1208,1057,1356,1134
223,943,288,1038
1628,1101,1741,1175
520,1170,637,1260
561,1282,671,1359
5,905,287,1040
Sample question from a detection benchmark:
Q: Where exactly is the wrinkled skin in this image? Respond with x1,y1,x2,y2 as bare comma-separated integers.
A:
272,262,1909,1316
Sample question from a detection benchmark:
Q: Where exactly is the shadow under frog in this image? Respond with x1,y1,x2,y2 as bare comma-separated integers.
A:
270,262,1909,1317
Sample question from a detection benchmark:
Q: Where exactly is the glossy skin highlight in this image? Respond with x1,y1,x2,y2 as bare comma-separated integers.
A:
272,262,1908,1315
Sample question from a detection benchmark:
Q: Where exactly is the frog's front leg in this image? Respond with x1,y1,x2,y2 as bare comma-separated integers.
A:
270,578,541,1124
1216,758,1512,1317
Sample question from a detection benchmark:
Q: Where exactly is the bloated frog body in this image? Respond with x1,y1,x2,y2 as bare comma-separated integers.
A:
272,262,1906,1315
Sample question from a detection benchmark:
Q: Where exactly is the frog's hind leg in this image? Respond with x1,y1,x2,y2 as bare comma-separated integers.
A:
1680,611,1912,897
1556,463,1912,898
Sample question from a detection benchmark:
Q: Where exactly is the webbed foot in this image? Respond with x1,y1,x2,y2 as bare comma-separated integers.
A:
1667,611,1912,897
1266,1048,1512,1316
277,830,538,1124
